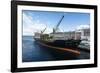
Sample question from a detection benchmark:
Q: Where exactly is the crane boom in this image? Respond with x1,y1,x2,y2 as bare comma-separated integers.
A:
41,27,46,34
53,15,64,33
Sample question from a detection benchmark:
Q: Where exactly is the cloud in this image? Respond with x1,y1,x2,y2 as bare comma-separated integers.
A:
23,13,52,36
76,24,90,30
43,27,53,34
23,12,34,26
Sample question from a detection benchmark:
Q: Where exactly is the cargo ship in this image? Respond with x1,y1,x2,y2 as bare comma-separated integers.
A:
34,15,81,55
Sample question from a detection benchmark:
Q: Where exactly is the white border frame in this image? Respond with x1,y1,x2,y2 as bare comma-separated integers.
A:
17,5,94,68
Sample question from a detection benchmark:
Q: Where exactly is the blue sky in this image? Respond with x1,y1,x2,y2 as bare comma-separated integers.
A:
22,10,90,36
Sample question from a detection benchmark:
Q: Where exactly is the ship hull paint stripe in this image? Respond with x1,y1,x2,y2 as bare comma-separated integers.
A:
37,41,80,55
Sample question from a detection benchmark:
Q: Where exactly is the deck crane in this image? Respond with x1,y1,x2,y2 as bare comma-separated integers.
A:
40,23,47,34
53,15,64,33
41,27,47,34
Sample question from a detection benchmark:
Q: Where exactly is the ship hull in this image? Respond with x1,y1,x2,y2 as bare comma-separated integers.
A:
34,38,81,49
34,38,81,56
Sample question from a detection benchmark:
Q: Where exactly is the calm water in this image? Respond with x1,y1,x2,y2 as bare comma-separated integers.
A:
22,36,90,62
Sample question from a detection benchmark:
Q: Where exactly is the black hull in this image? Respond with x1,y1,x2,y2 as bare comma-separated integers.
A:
34,38,81,56
34,38,81,49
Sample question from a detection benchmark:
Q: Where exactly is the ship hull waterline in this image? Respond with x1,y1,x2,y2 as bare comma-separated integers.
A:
34,38,81,59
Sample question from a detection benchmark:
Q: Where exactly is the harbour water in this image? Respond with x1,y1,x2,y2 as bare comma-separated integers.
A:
22,36,90,62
